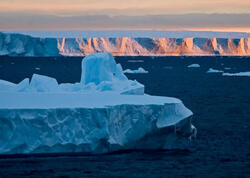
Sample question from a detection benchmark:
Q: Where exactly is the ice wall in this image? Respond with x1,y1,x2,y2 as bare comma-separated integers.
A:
0,92,194,154
0,32,249,56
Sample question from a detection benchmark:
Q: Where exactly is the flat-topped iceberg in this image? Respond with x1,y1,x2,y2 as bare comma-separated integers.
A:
0,92,194,154
0,52,195,154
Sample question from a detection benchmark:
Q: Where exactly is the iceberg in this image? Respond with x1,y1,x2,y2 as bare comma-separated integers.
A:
79,52,144,94
0,53,144,95
123,67,149,74
0,92,194,154
0,52,195,154
187,64,200,68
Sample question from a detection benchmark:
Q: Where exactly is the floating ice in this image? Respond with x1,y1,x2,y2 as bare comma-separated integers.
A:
223,72,250,77
207,68,224,73
0,52,195,154
187,64,200,68
0,52,144,95
0,92,194,154
123,67,148,74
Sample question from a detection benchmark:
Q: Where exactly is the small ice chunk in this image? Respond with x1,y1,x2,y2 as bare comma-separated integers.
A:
0,80,16,91
123,67,148,74
59,83,83,92
223,72,250,77
29,74,59,92
188,64,200,68
128,60,144,63
207,68,223,73
0,78,30,92
16,78,30,92
35,67,40,70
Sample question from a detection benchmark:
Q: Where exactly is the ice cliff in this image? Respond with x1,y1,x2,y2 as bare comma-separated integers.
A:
0,52,195,154
0,32,249,56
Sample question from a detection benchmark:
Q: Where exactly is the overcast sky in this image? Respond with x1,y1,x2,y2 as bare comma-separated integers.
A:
1,0,250,32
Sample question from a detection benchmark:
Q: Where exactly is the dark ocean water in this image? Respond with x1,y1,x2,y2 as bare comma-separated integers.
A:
0,56,250,177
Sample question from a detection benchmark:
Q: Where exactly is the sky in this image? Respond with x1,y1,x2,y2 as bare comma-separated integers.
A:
0,0,250,32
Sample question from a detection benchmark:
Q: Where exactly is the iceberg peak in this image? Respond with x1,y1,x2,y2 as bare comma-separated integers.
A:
80,52,127,85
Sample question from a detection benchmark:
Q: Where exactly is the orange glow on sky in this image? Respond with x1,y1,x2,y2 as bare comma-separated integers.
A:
1,0,250,15
0,0,250,32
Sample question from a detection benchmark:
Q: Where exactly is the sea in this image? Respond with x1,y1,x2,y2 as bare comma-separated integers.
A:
0,56,250,177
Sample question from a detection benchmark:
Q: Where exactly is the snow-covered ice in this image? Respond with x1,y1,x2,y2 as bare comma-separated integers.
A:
79,53,144,94
207,68,224,73
29,74,60,92
123,67,148,74
0,53,145,95
81,52,127,84
188,64,200,68
223,72,250,77
0,52,195,154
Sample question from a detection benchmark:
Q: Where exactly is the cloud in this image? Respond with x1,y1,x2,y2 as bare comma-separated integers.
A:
0,0,250,15
0,13,249,31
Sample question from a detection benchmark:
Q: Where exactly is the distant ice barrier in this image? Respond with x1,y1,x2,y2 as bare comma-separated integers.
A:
0,32,250,56
0,52,195,154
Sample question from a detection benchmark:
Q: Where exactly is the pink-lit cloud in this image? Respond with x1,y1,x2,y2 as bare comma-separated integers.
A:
0,0,250,31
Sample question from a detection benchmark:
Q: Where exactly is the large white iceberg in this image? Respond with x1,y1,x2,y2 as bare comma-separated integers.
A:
0,52,195,154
